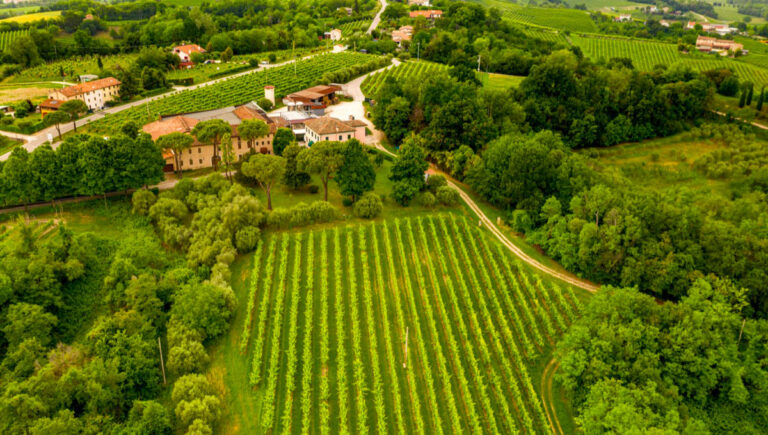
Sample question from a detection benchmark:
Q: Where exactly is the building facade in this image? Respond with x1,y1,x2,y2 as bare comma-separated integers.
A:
47,77,121,111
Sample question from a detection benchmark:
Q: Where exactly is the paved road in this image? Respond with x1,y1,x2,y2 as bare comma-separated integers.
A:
0,51,333,160
367,0,388,34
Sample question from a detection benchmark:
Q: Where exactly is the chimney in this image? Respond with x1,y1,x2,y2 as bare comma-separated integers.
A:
264,85,275,106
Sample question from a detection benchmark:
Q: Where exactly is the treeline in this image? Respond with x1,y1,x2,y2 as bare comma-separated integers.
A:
0,129,165,209
557,282,768,432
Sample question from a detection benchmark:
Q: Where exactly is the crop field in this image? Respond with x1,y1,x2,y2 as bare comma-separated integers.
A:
361,60,451,98
0,28,29,52
86,52,378,135
11,53,138,82
337,20,371,34
572,35,768,86
479,72,524,90
516,26,568,44
0,10,60,23
240,215,584,434
472,0,597,32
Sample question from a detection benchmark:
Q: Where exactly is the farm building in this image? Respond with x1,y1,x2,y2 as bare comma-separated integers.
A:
39,99,65,117
686,21,737,35
142,102,279,172
614,14,632,22
48,77,121,111
173,44,206,63
409,0,431,6
323,29,342,41
283,85,341,115
409,10,442,20
392,25,414,44
304,116,366,145
696,36,744,54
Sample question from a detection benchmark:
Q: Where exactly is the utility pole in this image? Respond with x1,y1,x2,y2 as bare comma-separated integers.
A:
158,337,167,386
477,54,481,72
738,318,746,345
403,327,409,368
417,42,420,60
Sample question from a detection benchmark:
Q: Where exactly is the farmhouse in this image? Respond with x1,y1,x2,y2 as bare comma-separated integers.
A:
173,44,206,63
409,10,442,20
47,77,121,111
323,29,342,41
696,36,744,54
39,99,65,117
304,116,366,145
614,14,632,22
409,0,431,6
686,21,737,35
283,85,341,115
142,102,279,172
392,25,414,44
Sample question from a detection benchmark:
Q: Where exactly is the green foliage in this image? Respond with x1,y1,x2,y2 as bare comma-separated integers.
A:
435,186,460,206
272,128,295,157
281,143,310,190
353,192,383,218
172,374,221,433
336,139,375,201
132,189,157,215
171,282,235,341
425,174,447,192
297,141,343,201
240,153,286,210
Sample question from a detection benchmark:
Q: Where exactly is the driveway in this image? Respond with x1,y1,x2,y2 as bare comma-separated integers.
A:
367,0,388,34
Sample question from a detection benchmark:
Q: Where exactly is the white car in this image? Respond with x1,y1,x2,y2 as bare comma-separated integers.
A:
260,60,269,65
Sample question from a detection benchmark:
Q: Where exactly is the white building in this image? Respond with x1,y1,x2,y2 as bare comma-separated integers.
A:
172,44,206,63
48,77,121,111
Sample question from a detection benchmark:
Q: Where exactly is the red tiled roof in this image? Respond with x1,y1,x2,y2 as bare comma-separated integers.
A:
174,44,206,54
305,116,356,135
40,98,65,110
142,116,200,141
59,77,121,97
409,10,442,18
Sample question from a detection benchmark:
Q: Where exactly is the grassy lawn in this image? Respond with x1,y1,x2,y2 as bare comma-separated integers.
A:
210,212,587,433
479,72,524,91
0,136,21,155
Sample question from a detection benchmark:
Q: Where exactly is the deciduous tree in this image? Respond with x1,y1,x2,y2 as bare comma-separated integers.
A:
297,141,343,201
241,153,286,210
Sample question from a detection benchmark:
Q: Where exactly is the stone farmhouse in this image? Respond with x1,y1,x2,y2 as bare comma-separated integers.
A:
696,36,744,54
304,116,366,145
43,77,121,113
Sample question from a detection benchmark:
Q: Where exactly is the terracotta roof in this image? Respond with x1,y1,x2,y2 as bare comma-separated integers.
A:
305,116,356,135
59,77,121,97
346,119,368,127
142,116,200,141
409,10,442,18
174,44,206,54
286,85,340,101
40,98,65,109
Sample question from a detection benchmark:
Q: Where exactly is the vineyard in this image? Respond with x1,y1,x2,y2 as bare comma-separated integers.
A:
361,60,451,98
240,215,585,434
337,20,371,34
10,53,138,82
86,52,381,135
472,0,597,32
516,26,568,44
0,29,29,52
571,34,768,86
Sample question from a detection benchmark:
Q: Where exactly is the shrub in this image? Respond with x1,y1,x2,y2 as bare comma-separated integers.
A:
436,186,460,206
309,200,337,223
354,192,383,218
426,174,447,192
308,185,320,194
132,189,157,215
342,197,354,207
257,97,273,111
267,207,292,229
417,191,436,207
235,226,261,253
510,209,533,233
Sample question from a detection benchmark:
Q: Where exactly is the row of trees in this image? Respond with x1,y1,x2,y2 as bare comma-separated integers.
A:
0,129,164,209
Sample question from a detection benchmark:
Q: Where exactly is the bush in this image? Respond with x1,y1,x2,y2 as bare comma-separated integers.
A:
510,209,533,233
417,191,436,207
309,200,337,223
426,174,447,192
257,97,273,111
308,185,320,194
267,207,292,229
436,186,460,206
342,197,354,207
235,226,260,253
354,192,383,218
132,189,157,215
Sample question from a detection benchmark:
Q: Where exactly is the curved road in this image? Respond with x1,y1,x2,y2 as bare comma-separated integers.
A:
367,0,388,34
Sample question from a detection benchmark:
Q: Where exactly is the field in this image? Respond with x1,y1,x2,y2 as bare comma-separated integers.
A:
361,60,451,98
10,53,137,82
478,72,524,90
337,20,371,35
0,28,29,52
86,52,379,135
516,26,568,44
0,10,60,23
571,34,768,86
238,214,585,433
472,0,597,32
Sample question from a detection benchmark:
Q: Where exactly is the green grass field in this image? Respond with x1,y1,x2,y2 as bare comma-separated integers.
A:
478,72,524,90
232,214,585,433
0,10,60,23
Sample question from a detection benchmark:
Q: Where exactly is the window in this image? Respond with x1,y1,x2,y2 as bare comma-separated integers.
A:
238,143,241,149
348,134,351,139
198,148,201,153
199,159,203,164
189,159,193,165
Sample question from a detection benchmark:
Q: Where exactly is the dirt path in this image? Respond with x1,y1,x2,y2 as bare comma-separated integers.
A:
541,358,564,435
367,0,388,34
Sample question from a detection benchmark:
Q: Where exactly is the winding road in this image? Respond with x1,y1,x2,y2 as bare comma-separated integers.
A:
367,0,388,34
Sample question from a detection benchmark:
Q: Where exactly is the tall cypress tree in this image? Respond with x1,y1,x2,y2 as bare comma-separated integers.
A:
758,87,765,111
747,82,754,106
739,86,747,108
